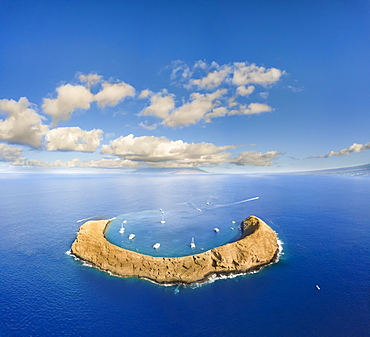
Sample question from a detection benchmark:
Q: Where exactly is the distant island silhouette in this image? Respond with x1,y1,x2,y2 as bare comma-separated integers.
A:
295,163,370,176
129,163,370,176
132,167,209,175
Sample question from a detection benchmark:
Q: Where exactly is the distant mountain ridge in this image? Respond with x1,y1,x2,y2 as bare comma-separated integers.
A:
132,167,209,175
297,164,370,176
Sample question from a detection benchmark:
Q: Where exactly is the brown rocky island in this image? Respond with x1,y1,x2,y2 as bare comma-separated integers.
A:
71,216,279,285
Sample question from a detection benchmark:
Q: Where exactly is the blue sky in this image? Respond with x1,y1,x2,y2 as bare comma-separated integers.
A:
0,0,369,173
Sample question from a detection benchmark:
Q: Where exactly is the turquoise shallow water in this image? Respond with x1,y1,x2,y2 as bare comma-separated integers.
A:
106,202,247,257
0,173,369,336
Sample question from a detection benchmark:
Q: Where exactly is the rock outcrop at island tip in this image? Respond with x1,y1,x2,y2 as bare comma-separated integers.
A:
71,216,279,285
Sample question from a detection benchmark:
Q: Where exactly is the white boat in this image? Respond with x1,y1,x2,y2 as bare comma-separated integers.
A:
190,237,195,249
128,234,135,240
119,221,126,234
214,227,220,233
231,220,235,224
153,243,160,249
160,214,166,224
316,285,321,290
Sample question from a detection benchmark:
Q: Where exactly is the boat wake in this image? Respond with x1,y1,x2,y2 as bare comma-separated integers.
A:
181,196,259,212
212,197,259,209
77,216,98,223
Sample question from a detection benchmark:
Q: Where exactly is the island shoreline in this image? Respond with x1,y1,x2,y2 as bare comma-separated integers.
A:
70,216,280,286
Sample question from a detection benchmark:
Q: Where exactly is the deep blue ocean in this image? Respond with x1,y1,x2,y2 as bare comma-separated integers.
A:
0,173,369,336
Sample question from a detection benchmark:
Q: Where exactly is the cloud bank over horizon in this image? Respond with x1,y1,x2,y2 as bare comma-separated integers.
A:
314,143,370,159
1,60,365,172
0,60,287,170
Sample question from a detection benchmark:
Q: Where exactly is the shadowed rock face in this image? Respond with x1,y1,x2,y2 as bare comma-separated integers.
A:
71,216,279,285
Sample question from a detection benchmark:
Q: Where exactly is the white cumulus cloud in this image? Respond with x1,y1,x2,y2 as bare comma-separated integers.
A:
94,81,135,108
141,93,175,119
1,133,281,169
229,102,272,115
138,121,158,130
45,127,103,152
139,89,153,99
192,67,230,89
79,73,102,88
101,134,234,166
24,157,139,169
231,150,281,166
162,89,227,127
228,96,238,108
236,85,255,96
0,97,48,147
0,143,26,164
232,62,284,86
168,60,285,90
317,142,370,158
204,107,228,123
43,84,94,126
43,76,135,125
169,60,193,82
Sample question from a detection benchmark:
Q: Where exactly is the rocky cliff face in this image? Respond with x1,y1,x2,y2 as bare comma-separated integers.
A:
71,216,279,285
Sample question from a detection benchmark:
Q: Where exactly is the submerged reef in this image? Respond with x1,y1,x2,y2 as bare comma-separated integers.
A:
71,216,279,285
